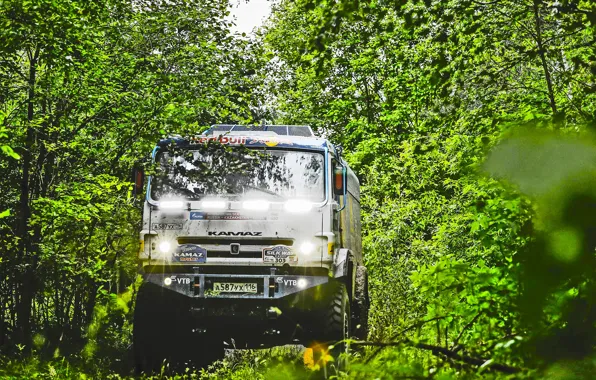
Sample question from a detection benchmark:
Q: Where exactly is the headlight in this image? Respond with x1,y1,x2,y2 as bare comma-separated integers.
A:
300,242,316,255
284,199,313,213
201,200,226,210
242,200,270,211
158,241,172,253
160,200,184,209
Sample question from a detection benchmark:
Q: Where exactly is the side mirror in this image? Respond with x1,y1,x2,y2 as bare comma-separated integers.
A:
334,166,346,196
132,167,145,197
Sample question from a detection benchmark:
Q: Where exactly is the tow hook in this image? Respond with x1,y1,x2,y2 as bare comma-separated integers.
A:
190,306,205,317
266,306,281,319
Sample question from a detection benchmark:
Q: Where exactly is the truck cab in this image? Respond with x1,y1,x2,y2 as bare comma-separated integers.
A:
133,125,369,372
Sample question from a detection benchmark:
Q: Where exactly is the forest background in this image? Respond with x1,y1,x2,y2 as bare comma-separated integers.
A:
1,0,595,378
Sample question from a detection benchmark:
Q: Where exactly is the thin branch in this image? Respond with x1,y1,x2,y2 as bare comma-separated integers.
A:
550,4,596,17
452,312,482,349
365,316,448,363
355,339,523,374
0,59,29,82
532,0,558,114
543,25,587,46
470,0,505,6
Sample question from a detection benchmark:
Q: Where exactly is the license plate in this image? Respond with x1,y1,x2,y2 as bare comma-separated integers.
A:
213,282,258,293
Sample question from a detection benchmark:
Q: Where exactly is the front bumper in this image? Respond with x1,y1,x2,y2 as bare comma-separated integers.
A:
144,272,329,299
140,272,336,346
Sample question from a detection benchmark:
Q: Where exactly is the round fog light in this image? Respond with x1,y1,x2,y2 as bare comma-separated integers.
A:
159,241,172,253
297,278,307,289
164,277,172,286
300,242,316,255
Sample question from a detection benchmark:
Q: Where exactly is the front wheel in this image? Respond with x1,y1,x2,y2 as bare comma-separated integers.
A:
352,265,370,340
324,282,351,369
133,282,224,374
133,283,164,374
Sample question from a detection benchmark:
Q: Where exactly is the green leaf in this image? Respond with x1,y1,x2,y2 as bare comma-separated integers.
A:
1,145,20,159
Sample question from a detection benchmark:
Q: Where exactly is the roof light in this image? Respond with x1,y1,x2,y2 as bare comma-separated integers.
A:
284,200,313,213
242,200,270,211
159,200,184,209
201,200,227,210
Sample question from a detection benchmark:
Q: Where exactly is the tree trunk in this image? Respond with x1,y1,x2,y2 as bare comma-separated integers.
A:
16,46,40,348
532,0,558,115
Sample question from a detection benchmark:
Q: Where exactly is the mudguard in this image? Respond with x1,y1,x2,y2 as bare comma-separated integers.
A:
333,248,352,279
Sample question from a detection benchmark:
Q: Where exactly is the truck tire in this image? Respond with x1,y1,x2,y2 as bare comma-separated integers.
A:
324,282,351,368
352,265,370,340
133,282,224,374
133,282,164,374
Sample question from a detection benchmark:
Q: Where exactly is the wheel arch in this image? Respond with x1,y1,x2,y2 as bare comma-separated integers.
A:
333,248,357,300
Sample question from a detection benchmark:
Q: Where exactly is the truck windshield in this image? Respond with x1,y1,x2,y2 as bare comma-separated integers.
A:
151,146,325,202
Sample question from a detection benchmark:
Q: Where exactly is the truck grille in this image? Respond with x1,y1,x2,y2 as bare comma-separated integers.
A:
208,250,262,259
176,237,293,260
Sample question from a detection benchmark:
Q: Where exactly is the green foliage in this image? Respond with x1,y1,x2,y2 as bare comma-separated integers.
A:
1,0,595,378
81,277,139,371
0,0,271,355
485,130,596,363
262,0,596,377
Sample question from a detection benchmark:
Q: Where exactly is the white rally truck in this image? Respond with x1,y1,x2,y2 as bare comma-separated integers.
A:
132,125,369,372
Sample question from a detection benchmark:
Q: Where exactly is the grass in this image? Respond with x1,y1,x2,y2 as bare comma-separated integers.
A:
0,345,354,380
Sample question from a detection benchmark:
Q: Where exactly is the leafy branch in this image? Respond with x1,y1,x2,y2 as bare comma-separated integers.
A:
355,338,523,374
